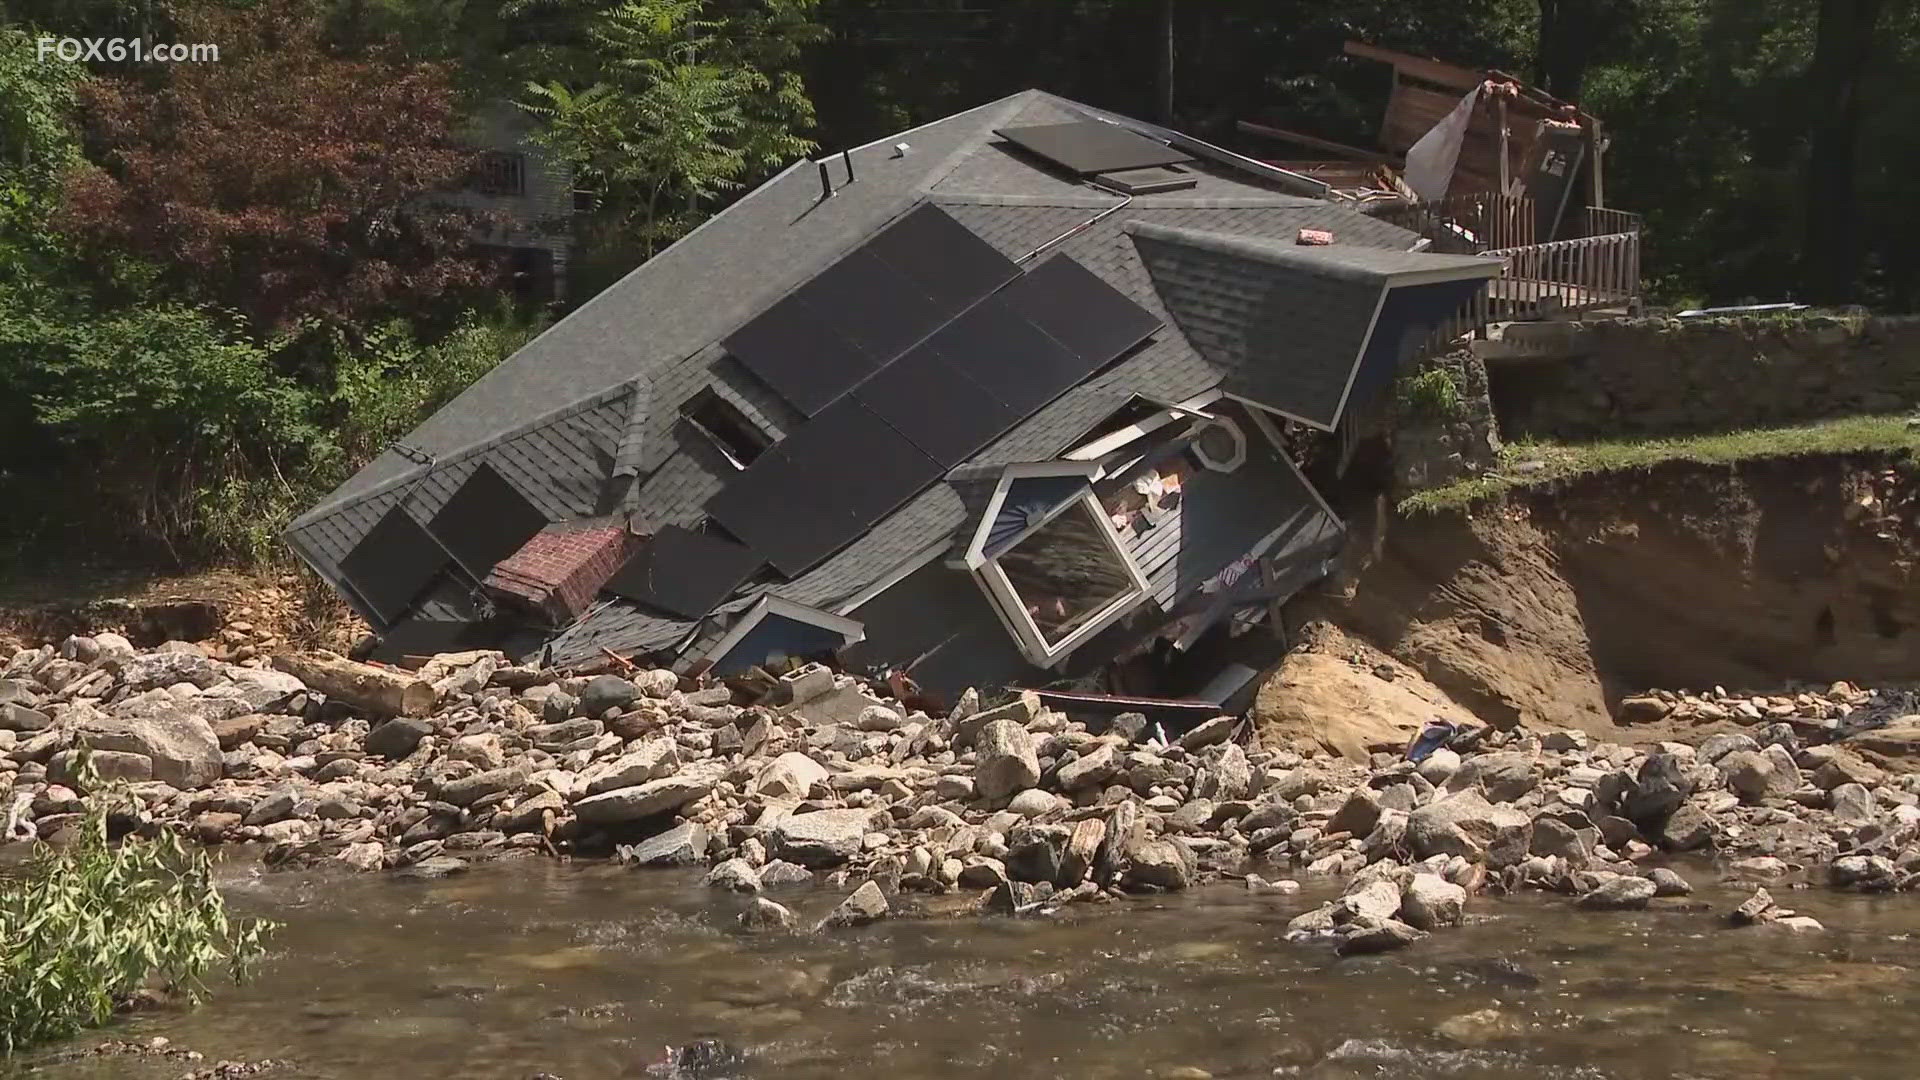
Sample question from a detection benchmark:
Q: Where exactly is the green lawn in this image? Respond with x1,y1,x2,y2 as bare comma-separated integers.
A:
1400,413,1920,514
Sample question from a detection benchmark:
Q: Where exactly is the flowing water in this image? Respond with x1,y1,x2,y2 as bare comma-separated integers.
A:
19,857,1920,1079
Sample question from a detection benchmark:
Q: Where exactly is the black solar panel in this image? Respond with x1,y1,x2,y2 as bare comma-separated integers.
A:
338,506,450,625
999,253,1162,363
927,295,1087,415
724,206,1018,417
863,205,1021,307
428,463,549,578
853,339,1016,466
705,397,943,576
603,525,764,619
994,121,1194,176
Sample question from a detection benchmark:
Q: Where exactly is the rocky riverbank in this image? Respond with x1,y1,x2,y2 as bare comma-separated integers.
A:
3,635,1918,950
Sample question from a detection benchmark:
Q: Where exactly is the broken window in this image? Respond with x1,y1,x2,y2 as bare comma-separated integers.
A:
979,495,1147,664
681,389,773,469
474,151,526,197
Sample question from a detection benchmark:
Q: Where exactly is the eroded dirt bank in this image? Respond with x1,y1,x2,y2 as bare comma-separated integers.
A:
1279,452,1918,742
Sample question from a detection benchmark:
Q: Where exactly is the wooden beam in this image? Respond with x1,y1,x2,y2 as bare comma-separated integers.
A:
1496,95,1511,194
1236,120,1403,166
1587,118,1606,209
1344,39,1484,92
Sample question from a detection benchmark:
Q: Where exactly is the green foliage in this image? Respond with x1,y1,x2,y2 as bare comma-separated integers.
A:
1398,367,1467,423
0,772,274,1053
519,0,821,257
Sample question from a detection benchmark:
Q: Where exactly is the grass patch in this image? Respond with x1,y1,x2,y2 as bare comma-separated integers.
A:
1401,413,1920,514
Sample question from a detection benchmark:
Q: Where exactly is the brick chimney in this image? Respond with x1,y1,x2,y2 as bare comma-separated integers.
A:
485,522,636,625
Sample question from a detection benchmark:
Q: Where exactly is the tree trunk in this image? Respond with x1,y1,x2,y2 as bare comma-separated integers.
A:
271,651,440,717
1803,0,1885,303
1156,0,1176,124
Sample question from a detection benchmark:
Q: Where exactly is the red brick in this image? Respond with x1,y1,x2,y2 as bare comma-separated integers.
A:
485,523,634,624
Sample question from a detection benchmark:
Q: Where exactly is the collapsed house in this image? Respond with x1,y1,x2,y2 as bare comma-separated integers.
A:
286,90,1509,711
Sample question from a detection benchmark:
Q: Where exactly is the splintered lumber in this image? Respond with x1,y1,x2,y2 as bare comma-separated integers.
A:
271,651,439,717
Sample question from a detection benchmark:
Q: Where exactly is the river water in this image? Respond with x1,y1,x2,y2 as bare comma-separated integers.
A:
19,857,1920,1079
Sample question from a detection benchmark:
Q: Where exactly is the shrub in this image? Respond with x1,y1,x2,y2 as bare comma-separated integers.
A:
0,780,274,1053
1397,366,1466,423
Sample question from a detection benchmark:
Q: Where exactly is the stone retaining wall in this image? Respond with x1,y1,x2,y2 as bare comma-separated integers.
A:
1487,314,1920,440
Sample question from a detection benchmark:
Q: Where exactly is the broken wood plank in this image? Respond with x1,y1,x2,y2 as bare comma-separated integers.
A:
272,651,439,717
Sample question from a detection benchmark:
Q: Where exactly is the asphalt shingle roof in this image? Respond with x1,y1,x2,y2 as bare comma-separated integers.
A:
291,89,1432,662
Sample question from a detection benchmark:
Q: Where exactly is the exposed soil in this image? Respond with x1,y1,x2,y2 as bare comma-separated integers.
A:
1280,451,1919,743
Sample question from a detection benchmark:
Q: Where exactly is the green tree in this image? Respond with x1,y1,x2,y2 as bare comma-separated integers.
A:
518,0,821,259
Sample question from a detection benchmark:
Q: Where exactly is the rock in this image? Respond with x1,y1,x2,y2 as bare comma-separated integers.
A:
1122,836,1193,891
1447,751,1538,803
1659,803,1714,851
0,703,51,733
1007,789,1059,818
1417,748,1462,785
1093,800,1138,885
582,740,680,796
439,767,524,807
1436,1008,1525,1046
1056,743,1118,791
1616,696,1671,723
365,717,432,760
336,842,386,872
617,822,710,867
1648,867,1692,897
1577,875,1656,910
957,857,1010,889
1812,750,1884,791
1529,816,1591,865
1195,743,1252,801
856,705,906,732
1335,917,1426,955
208,714,265,752
975,720,1041,802
1729,887,1777,926
1004,824,1069,884
1621,753,1693,830
739,897,796,931
1406,790,1532,868
1829,782,1877,824
819,881,889,929
1698,733,1758,764
705,858,761,893
447,733,506,770
951,690,1038,748
1327,789,1383,838
399,856,468,880
1177,716,1234,751
496,790,564,833
1541,730,1589,752
1831,854,1897,891
758,860,815,887
578,675,639,717
1398,874,1467,930
1774,915,1825,933
1721,749,1792,803
573,773,717,825
77,709,221,790
751,752,828,800
49,747,154,788
1058,818,1106,886
769,808,883,868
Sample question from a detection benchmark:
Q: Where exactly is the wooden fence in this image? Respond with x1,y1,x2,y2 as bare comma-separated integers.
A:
1364,192,1536,252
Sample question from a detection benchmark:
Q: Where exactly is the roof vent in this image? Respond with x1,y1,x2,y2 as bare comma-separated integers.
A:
892,141,911,158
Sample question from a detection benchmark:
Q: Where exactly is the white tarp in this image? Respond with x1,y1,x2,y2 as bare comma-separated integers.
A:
1403,84,1481,202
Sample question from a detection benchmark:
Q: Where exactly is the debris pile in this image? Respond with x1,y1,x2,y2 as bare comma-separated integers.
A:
4,635,1918,949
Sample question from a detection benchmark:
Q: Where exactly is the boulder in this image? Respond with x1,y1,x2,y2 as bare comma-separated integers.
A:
975,720,1041,802
1648,867,1693,897
1406,790,1532,868
1121,835,1193,891
1831,854,1897,891
1056,743,1118,791
573,773,717,825
1528,816,1591,865
582,740,680,796
1417,748,1462,786
496,790,565,834
1812,750,1885,792
365,717,433,760
819,881,889,929
1659,803,1714,851
447,733,506,770
1058,818,1107,886
1004,824,1071,885
1007,789,1060,818
210,714,264,751
751,752,828,800
77,709,221,789
768,808,883,868
438,766,524,807
0,703,52,733
1177,716,1234,751
1720,749,1795,803
48,748,152,788
1327,789,1383,838
1194,742,1252,801
617,821,710,867
1829,782,1877,824
1577,875,1656,910
705,858,761,893
1398,874,1466,930
578,675,640,717
1447,751,1539,803
856,705,906,732
1251,651,1475,761
1335,917,1426,955
1621,753,1693,829
739,897,796,931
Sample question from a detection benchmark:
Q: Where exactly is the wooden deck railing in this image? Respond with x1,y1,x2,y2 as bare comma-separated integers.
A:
1363,192,1536,253
1480,230,1640,319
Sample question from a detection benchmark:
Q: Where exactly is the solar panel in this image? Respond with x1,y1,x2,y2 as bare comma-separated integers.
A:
724,206,1018,417
863,205,1020,307
793,249,945,360
931,294,1088,414
722,292,881,417
338,506,451,625
371,617,489,663
995,121,1194,176
428,463,549,578
705,397,943,576
603,524,764,619
852,340,1016,466
999,253,1162,363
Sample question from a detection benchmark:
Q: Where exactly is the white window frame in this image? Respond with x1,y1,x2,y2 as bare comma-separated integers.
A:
684,595,865,674
973,491,1150,667
1190,415,1247,473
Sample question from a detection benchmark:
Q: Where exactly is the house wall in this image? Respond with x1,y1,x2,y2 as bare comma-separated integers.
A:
446,103,575,301
1489,315,1920,441
709,614,849,677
